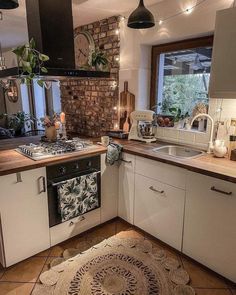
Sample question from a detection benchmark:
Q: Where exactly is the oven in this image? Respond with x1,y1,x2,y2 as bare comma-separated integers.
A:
46,156,101,227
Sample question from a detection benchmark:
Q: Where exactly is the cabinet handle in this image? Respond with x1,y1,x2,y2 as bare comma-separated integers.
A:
69,216,85,226
149,186,164,194
38,176,46,194
16,172,22,183
210,186,232,196
121,159,132,164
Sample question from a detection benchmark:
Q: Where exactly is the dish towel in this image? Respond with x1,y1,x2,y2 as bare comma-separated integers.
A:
106,143,123,165
57,172,99,222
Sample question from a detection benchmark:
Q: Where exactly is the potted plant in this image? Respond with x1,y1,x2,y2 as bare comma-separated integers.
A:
40,114,59,141
169,107,190,129
0,111,36,137
90,49,109,71
12,38,49,87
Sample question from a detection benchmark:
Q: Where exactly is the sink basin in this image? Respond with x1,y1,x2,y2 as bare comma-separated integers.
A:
153,145,204,159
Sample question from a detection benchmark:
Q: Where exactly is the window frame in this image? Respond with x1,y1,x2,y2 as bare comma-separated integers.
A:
150,35,214,111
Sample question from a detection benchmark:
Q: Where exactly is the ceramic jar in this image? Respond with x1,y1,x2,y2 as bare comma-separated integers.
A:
213,140,227,158
45,126,57,141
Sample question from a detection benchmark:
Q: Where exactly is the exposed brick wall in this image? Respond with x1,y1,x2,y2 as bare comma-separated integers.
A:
60,16,120,137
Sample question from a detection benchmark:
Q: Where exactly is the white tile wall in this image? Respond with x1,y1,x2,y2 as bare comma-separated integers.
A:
155,98,236,150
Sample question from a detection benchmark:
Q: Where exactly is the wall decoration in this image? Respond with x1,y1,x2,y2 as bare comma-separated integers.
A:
74,31,95,69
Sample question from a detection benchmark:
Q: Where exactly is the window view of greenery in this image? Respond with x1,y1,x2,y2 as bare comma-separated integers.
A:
157,47,212,118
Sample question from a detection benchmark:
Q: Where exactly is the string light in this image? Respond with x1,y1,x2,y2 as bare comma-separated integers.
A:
115,29,119,35
120,0,208,27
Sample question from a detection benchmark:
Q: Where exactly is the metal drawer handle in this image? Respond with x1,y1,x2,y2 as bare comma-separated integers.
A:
69,216,85,226
121,159,132,164
211,186,232,196
16,172,22,183
38,176,46,194
149,186,164,194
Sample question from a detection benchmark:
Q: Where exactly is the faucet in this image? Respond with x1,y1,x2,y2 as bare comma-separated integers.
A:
190,113,214,154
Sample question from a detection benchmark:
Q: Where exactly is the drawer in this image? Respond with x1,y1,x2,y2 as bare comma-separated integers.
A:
50,208,101,246
135,156,186,189
134,174,185,250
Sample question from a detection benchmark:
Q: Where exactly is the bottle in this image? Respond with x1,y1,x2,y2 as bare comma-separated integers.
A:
228,135,236,160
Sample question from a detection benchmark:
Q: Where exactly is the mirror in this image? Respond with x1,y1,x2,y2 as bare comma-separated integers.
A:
0,0,61,140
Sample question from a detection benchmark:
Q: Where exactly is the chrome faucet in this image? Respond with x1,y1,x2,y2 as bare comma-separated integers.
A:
190,113,214,154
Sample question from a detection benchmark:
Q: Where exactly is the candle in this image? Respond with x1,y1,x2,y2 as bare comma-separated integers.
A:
60,112,66,124
55,121,60,130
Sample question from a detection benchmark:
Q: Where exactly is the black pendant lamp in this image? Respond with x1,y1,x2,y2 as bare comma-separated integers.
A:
128,0,155,29
0,0,19,9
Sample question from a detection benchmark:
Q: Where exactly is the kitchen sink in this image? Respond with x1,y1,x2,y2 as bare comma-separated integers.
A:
153,145,204,159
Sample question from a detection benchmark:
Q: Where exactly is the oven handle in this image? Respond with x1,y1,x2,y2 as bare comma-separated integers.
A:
49,170,101,187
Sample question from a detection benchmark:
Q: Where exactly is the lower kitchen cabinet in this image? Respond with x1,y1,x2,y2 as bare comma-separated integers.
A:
118,153,135,224
0,168,50,267
183,172,236,282
134,174,185,251
101,154,119,223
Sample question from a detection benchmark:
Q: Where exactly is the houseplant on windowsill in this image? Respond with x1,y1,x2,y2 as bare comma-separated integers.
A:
12,38,49,87
169,107,190,129
0,111,36,137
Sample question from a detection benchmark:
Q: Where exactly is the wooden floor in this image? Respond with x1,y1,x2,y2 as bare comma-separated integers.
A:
0,218,235,295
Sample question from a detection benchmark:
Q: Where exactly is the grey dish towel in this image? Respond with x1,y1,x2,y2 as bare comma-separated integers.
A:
106,143,123,165
57,172,99,222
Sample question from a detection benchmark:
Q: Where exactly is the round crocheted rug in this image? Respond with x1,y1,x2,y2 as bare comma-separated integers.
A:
33,234,195,295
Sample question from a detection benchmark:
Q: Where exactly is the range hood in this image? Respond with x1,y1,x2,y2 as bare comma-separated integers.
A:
0,0,110,79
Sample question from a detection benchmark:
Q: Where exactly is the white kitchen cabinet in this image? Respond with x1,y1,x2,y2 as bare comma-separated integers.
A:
209,7,236,98
134,174,185,251
50,208,101,246
0,168,50,267
101,154,118,223
135,156,186,190
118,153,135,224
183,172,236,282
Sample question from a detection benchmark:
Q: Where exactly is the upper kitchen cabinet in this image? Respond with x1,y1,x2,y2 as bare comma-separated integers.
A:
209,7,236,99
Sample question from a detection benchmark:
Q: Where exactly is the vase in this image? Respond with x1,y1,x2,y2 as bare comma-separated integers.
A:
45,126,57,141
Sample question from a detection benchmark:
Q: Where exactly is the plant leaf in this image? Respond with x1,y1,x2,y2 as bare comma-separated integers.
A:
37,80,44,87
41,67,48,73
39,54,49,62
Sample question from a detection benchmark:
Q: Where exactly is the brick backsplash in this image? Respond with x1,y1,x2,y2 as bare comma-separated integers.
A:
60,16,120,137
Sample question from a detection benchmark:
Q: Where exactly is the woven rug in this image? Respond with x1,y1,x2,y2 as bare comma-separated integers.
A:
33,233,195,295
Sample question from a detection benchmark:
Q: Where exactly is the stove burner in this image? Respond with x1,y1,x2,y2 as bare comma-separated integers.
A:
16,139,95,160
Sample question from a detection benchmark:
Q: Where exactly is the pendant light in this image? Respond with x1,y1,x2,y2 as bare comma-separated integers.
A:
128,0,155,29
0,0,19,9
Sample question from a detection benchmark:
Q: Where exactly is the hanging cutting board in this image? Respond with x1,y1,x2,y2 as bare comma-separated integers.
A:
119,81,135,130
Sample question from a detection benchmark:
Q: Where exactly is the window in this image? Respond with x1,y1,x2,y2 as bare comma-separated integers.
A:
150,36,213,117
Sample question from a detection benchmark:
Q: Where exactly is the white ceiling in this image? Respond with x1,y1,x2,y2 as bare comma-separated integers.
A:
72,0,164,28
0,0,164,51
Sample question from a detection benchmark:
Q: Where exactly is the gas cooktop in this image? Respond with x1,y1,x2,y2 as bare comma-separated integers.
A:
16,139,97,161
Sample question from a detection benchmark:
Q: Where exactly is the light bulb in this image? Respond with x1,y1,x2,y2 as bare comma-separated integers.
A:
115,29,119,35
185,7,194,14
159,20,163,25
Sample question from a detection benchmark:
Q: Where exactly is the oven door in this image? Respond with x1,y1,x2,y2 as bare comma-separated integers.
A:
47,169,101,227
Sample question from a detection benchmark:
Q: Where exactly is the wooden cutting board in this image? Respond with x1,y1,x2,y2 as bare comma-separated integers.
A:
119,81,135,130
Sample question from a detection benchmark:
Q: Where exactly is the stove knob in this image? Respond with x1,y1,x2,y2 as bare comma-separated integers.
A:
87,161,92,168
59,166,66,175
73,163,79,170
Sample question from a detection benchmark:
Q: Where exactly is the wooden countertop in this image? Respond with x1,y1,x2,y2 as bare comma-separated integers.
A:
0,146,107,176
1,137,236,183
120,140,236,183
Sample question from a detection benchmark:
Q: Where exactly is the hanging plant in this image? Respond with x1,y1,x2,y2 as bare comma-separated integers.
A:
12,38,49,87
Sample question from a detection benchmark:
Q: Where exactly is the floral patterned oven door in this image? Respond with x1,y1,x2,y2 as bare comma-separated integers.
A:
56,171,100,222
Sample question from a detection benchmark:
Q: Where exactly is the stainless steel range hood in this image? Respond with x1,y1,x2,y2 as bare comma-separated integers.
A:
0,0,110,79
